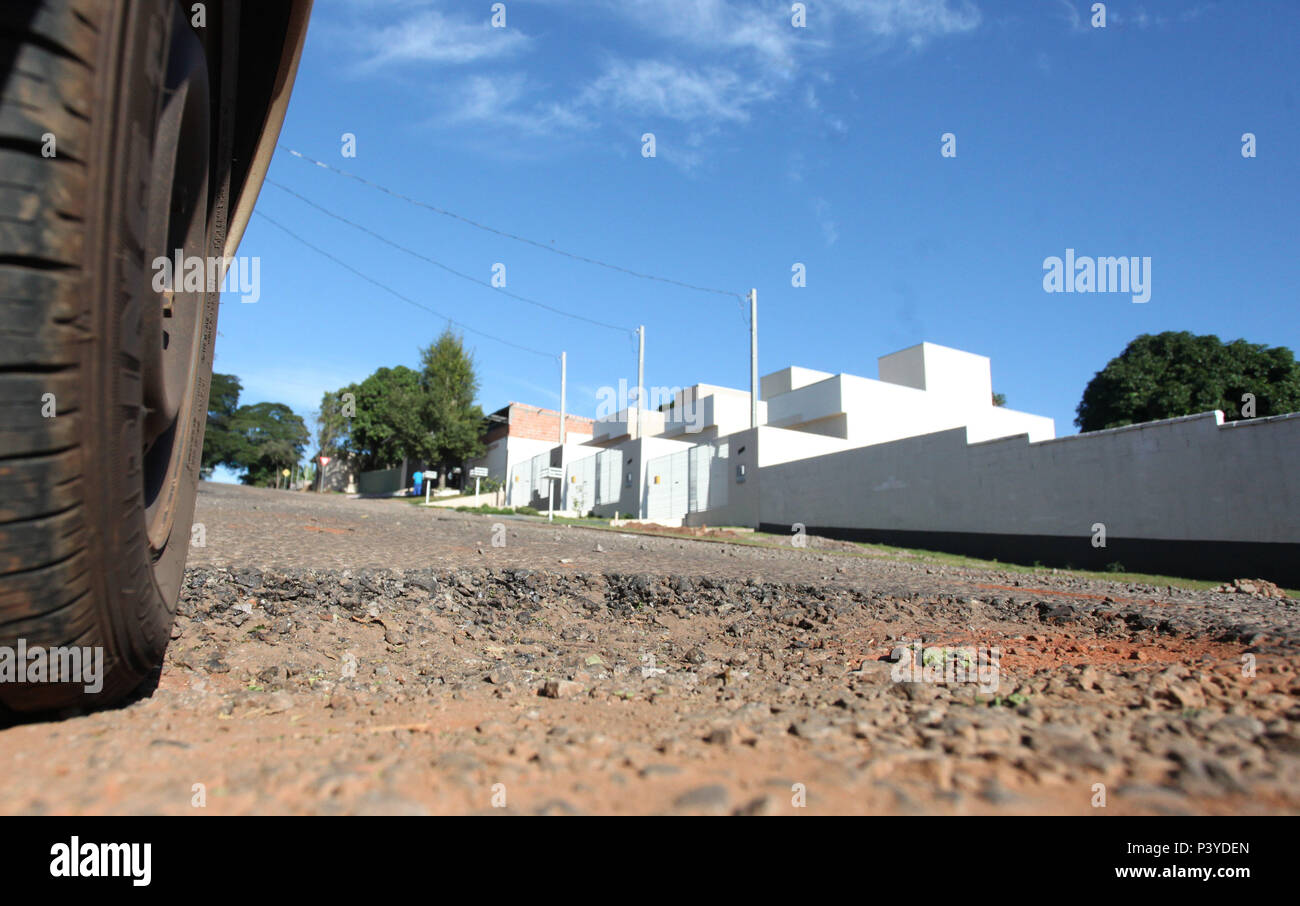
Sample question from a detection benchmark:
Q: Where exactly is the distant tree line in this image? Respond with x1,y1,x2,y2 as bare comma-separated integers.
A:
315,328,485,488
201,374,309,486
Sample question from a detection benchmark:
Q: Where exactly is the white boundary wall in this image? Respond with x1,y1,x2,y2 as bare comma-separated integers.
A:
754,411,1300,544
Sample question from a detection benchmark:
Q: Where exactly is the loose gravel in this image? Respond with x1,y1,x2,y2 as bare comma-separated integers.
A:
0,483,1295,815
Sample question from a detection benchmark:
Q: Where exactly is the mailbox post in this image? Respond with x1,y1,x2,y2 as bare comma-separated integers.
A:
541,466,563,522
470,466,489,499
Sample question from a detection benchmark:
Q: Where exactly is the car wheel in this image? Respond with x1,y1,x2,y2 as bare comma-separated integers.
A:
0,0,222,711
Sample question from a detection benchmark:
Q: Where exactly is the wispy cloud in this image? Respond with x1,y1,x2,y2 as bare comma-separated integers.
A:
596,0,810,74
352,7,529,71
1056,0,1085,33
804,84,848,138
328,0,984,163
813,196,839,246
579,59,775,123
441,74,591,135
826,0,982,43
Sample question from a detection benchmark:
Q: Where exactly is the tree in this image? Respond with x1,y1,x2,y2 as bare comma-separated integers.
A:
1075,331,1300,431
313,389,352,459
991,392,1006,407
201,373,245,476
420,329,485,488
228,402,310,486
344,366,431,472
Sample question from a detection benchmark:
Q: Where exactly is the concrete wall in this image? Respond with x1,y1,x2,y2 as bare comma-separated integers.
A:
756,411,1294,541
465,437,510,484
750,411,1300,582
357,467,403,496
426,488,506,508
572,435,696,518
677,426,857,529
502,437,566,505
565,447,623,515
318,458,356,493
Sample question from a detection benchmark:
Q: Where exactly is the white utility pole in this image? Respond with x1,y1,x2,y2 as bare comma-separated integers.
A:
749,288,758,429
559,351,567,446
635,325,645,438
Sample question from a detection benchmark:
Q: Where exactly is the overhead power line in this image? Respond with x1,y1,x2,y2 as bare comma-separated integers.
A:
265,178,631,334
278,145,745,301
252,211,556,359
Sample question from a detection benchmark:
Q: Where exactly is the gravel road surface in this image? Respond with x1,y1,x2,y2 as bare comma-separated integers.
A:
2,482,1297,815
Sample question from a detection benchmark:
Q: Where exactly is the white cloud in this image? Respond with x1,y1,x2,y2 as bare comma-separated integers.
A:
603,0,808,74
813,197,839,246
329,0,982,162
827,0,982,41
804,85,847,137
1056,0,1085,32
352,8,529,70
579,59,774,123
438,74,591,135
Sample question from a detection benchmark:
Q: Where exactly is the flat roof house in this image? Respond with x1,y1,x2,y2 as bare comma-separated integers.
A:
464,402,594,491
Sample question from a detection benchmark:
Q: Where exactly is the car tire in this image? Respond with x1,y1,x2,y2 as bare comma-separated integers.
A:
0,0,222,712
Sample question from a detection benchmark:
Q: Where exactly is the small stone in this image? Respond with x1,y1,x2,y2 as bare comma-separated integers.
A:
790,716,836,740
704,727,733,745
674,784,730,813
639,764,682,778
541,679,583,699
265,691,294,714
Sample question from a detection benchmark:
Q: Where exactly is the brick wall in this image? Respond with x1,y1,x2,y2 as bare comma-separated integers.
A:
507,403,594,443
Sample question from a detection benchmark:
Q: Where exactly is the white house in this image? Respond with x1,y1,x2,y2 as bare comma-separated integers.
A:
762,342,1055,447
464,402,593,501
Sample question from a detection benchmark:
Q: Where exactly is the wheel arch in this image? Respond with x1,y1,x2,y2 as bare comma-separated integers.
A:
218,0,313,261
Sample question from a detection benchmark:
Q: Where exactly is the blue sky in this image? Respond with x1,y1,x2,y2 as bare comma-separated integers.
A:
210,0,1300,479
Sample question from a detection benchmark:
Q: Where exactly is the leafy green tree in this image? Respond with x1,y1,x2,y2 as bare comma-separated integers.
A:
991,392,1006,407
228,402,309,486
345,365,431,472
201,373,245,476
1076,331,1300,431
314,388,352,460
420,329,485,488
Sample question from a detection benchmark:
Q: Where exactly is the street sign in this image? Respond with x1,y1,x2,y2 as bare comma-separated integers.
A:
541,467,563,521
319,456,331,466
469,466,489,478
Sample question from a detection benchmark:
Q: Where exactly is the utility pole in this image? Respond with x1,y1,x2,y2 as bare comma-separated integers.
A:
559,350,567,515
635,325,645,438
749,288,758,429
